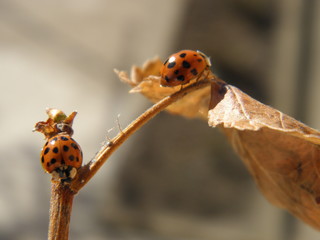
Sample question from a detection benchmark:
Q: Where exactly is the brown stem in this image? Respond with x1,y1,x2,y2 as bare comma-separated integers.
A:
48,181,75,240
71,78,214,192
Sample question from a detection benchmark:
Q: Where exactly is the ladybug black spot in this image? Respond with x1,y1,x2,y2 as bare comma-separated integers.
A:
179,53,186,58
71,143,78,150
69,155,75,161
177,75,185,81
63,145,69,152
53,147,59,154
197,59,203,63
61,136,69,141
191,68,198,76
61,159,65,165
165,76,170,82
167,62,176,69
50,158,57,164
174,70,179,75
76,157,80,162
44,147,50,155
182,61,191,68
41,156,44,163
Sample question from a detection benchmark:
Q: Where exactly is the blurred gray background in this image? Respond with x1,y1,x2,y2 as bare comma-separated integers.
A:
0,0,319,239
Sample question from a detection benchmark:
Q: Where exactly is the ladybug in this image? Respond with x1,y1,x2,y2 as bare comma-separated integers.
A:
40,134,83,181
160,50,211,87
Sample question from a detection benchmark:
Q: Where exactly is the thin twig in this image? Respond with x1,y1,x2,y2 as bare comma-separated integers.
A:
70,78,213,192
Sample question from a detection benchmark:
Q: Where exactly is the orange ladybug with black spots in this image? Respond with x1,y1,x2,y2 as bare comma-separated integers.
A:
160,50,211,87
40,134,83,181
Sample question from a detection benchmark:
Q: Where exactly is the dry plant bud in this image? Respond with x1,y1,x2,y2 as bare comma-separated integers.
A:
118,55,320,230
46,108,67,123
34,109,77,139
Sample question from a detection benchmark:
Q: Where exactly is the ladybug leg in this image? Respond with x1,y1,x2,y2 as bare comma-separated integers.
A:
195,71,203,82
202,69,210,80
200,68,210,81
194,68,210,84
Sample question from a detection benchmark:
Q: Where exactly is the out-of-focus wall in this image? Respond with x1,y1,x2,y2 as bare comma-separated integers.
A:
0,0,319,239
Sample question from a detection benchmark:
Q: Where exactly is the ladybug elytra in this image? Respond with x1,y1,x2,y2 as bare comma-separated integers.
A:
160,50,211,87
40,134,83,181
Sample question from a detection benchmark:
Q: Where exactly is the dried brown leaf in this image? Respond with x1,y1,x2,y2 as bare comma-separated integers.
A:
209,83,320,229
